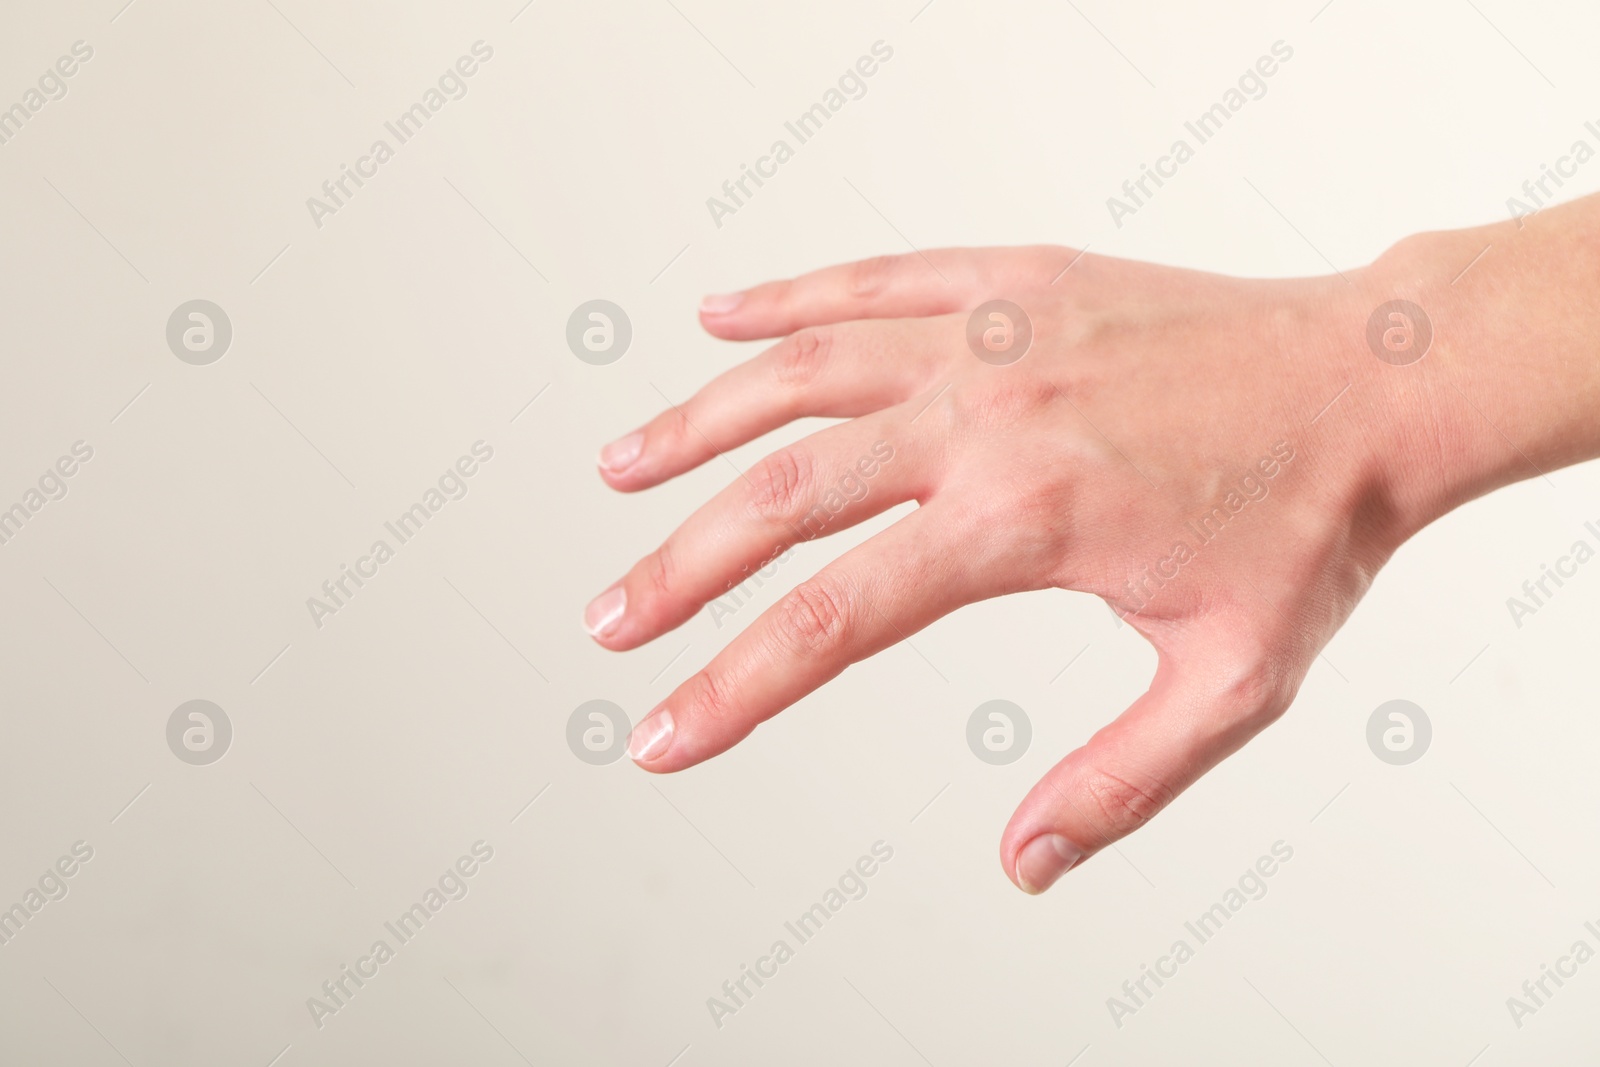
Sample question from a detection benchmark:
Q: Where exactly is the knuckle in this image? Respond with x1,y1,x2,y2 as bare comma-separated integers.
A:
1002,481,1078,570
748,447,815,523
847,254,902,299
680,668,737,726
773,577,853,654
1053,299,1129,355
760,277,795,310
1195,613,1299,706
1213,638,1298,727
1033,244,1078,275
655,404,693,449
638,540,677,603
958,378,1060,432
1080,765,1177,836
772,327,833,388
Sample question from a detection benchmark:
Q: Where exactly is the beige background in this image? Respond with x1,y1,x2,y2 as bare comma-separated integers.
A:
2,0,1599,1063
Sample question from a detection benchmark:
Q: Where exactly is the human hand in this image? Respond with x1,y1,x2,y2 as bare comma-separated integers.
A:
584,213,1600,894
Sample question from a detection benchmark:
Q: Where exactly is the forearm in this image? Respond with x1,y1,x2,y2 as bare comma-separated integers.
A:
1363,194,1600,534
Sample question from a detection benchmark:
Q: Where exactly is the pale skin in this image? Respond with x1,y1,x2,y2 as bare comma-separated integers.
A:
584,194,1600,894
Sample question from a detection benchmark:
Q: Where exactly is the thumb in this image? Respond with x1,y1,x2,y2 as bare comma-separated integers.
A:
999,636,1295,894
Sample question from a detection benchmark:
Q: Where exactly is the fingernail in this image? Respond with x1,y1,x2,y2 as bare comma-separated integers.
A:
598,432,644,473
583,587,627,638
700,291,745,315
628,708,674,762
1015,834,1082,894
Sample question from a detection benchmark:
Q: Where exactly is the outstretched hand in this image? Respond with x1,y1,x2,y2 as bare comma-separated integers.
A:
585,220,1600,893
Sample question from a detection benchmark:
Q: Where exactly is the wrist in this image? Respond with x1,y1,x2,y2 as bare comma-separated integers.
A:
1353,213,1600,541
